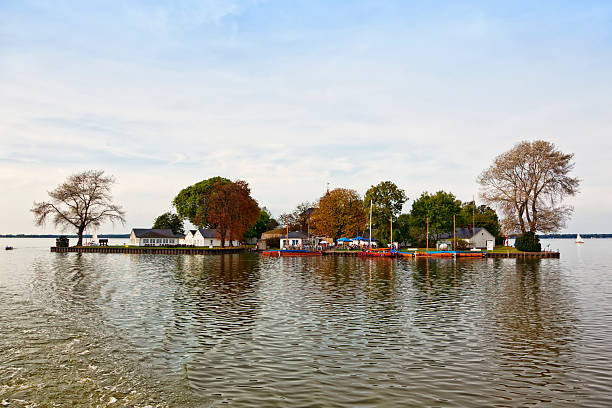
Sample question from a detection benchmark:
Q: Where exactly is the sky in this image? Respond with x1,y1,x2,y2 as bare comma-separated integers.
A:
1,0,611,234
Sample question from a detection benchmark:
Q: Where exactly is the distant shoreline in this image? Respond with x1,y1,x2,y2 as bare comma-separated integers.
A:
0,234,130,238
1,233,611,239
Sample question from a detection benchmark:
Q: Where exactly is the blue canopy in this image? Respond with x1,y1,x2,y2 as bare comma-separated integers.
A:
337,238,352,242
351,236,377,242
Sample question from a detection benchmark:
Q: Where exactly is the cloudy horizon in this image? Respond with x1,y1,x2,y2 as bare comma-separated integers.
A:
2,1,611,234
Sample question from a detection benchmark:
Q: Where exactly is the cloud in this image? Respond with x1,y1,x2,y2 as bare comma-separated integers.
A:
1,1,611,233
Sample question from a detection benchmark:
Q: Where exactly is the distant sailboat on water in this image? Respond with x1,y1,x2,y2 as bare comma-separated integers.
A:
87,227,100,246
576,233,584,244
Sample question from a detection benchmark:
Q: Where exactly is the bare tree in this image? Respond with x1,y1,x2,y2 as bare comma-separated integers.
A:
278,202,314,232
478,140,580,234
31,170,126,246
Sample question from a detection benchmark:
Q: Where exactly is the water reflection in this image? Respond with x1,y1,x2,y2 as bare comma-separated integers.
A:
1,242,608,407
483,259,582,405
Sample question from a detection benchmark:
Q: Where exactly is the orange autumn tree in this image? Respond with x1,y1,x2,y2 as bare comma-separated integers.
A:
311,188,366,240
207,180,260,247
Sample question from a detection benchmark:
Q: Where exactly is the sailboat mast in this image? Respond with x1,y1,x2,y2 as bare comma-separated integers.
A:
453,215,456,251
369,200,372,248
472,195,475,230
390,214,393,249
426,217,429,251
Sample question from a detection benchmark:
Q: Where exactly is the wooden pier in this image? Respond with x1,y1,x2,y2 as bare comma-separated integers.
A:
323,251,559,258
50,247,558,258
51,246,247,255
486,251,559,258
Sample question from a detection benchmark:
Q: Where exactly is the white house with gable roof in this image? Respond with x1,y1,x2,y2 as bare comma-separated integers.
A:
186,228,240,247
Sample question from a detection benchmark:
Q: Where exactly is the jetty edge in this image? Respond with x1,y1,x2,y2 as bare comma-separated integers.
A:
323,250,558,258
51,246,247,255
51,246,559,258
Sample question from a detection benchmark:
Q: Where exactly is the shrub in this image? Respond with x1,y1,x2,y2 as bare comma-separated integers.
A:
515,232,542,252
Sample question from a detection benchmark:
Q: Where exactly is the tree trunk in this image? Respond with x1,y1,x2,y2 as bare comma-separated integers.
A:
77,225,85,246
219,230,226,248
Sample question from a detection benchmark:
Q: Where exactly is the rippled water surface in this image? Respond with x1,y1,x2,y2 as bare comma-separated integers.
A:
1,238,612,407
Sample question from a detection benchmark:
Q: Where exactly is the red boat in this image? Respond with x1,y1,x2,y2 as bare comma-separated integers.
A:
357,248,398,257
262,249,323,257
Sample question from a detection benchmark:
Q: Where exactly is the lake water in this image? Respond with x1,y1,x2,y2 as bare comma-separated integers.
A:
1,238,611,407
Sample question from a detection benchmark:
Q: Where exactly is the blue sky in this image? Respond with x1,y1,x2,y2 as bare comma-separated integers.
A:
1,1,611,233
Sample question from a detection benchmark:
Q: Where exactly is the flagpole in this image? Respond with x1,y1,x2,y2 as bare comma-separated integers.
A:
286,219,289,249
390,214,393,249
472,195,475,230
369,200,372,249
426,217,429,252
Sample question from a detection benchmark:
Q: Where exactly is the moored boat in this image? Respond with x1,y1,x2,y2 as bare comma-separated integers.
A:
407,250,486,258
5,246,14,250
262,249,323,257
358,248,399,257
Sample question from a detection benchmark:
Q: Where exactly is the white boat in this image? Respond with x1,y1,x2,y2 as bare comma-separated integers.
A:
576,233,584,244
87,227,100,246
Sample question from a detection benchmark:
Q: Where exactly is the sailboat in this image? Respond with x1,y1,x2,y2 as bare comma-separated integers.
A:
87,227,100,246
576,233,584,244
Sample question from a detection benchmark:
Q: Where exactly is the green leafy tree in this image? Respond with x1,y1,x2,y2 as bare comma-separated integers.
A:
457,202,502,239
410,191,461,242
152,212,184,235
245,207,279,239
363,181,407,244
172,176,231,228
394,213,412,246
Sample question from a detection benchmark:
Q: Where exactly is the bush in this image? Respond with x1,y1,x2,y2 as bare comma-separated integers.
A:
515,232,541,252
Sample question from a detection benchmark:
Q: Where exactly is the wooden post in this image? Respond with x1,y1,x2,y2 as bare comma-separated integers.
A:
390,214,393,249
453,215,456,251
426,217,429,252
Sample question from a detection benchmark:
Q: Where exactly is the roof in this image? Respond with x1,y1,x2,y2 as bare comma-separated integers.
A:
283,231,309,239
196,228,223,239
131,228,182,238
262,229,312,239
438,227,489,239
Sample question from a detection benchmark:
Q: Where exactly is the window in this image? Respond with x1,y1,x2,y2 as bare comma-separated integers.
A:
210,240,213,245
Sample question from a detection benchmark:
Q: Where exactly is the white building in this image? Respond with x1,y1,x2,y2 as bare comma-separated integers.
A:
186,228,240,247
130,229,181,246
280,231,310,248
438,227,495,249
183,230,196,245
